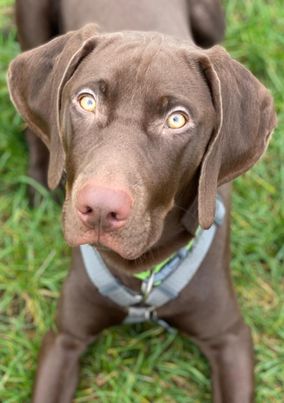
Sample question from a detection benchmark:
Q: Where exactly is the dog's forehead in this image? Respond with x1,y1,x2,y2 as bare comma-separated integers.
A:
71,32,203,98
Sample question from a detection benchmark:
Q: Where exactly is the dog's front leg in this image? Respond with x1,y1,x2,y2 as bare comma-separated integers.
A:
32,248,126,403
197,319,254,403
32,330,90,403
168,271,254,403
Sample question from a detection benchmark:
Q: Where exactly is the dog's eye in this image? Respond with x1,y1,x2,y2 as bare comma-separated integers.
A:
166,112,187,129
78,94,97,112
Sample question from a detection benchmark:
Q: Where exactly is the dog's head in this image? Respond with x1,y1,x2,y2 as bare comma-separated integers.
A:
8,25,276,261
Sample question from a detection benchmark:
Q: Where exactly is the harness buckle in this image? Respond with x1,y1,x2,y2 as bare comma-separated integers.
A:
124,306,156,324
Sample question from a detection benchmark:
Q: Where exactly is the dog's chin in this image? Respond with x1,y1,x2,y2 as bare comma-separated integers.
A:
95,245,145,261
63,230,149,261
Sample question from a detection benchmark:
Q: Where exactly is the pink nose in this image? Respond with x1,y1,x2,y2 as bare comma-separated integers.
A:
76,183,133,232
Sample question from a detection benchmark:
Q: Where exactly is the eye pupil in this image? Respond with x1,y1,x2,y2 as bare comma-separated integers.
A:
78,93,96,112
167,112,187,129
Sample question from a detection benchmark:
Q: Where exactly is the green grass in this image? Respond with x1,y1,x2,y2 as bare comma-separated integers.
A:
0,0,283,402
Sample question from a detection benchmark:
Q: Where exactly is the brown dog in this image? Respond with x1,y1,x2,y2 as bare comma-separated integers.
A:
8,1,276,402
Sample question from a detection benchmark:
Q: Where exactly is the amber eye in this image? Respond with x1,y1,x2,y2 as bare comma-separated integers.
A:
166,112,187,129
78,94,96,112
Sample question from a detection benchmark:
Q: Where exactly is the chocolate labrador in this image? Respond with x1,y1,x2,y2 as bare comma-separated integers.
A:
8,0,276,402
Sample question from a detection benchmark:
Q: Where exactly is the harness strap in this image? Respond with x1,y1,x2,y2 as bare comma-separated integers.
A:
81,245,143,307
145,221,220,307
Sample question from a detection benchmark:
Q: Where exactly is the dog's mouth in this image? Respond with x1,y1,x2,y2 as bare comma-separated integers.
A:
64,227,154,260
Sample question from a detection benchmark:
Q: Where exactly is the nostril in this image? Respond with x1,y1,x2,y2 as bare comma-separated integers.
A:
106,211,127,230
81,206,93,215
107,211,121,222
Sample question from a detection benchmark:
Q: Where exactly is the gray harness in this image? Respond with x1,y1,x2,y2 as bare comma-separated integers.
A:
80,198,225,324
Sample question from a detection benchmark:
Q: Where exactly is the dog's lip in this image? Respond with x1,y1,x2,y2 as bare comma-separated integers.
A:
65,230,144,260
92,243,143,260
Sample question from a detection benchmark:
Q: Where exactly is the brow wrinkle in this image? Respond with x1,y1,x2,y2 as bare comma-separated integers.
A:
129,35,164,109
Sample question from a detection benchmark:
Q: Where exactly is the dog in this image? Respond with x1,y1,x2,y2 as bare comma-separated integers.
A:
8,0,276,401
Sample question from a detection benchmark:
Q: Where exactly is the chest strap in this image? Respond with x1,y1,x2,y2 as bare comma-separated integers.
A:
80,197,225,324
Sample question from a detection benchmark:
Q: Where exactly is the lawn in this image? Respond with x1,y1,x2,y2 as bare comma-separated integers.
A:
0,0,283,402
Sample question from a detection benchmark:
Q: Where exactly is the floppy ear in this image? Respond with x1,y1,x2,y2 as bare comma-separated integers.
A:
196,46,277,228
7,24,98,189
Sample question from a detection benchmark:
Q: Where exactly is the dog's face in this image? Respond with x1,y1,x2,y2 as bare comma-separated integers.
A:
61,35,216,259
8,26,276,262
